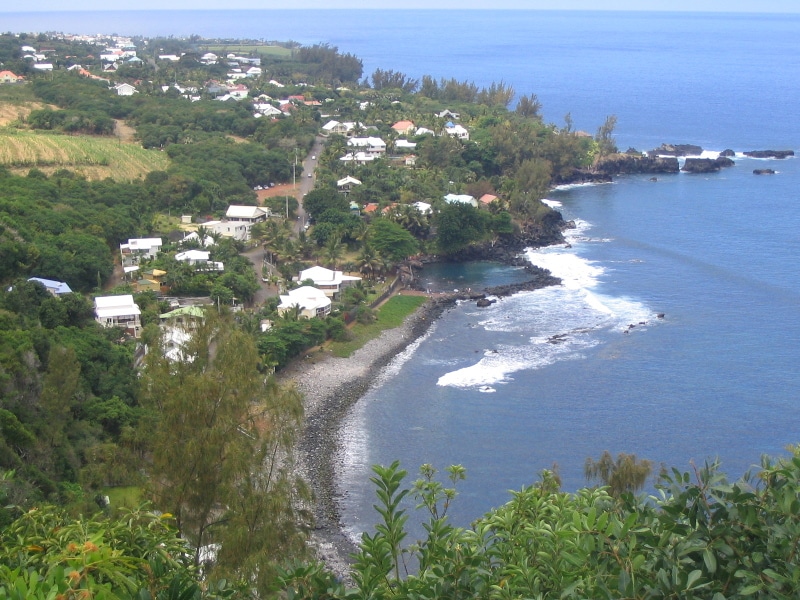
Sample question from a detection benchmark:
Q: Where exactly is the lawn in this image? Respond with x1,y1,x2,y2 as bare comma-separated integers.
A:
103,486,144,512
330,294,428,358
199,44,292,59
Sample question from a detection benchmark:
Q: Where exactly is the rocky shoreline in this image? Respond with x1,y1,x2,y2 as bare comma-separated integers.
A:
280,261,563,579
278,294,453,579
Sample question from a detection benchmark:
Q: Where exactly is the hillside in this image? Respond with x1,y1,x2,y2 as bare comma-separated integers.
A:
0,126,170,180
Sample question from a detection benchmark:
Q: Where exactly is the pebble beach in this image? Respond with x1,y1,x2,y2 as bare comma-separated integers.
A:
278,295,448,579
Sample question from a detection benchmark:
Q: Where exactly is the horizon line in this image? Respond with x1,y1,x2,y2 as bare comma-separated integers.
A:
3,7,800,13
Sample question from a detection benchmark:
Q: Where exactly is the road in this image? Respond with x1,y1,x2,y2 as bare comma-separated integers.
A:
242,135,325,306
294,135,325,234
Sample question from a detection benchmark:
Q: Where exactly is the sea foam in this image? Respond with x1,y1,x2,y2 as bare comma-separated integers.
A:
436,218,656,389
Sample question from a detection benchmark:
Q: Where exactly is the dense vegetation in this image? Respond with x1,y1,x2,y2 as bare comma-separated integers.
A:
9,30,787,599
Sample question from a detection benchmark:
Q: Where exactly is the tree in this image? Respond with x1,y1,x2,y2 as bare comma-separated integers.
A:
515,93,543,119
584,450,654,497
434,202,489,254
369,218,419,263
139,313,310,586
595,114,618,158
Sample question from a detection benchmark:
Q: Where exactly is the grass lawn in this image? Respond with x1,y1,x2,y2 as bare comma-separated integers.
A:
103,486,144,511
199,44,292,58
330,294,428,358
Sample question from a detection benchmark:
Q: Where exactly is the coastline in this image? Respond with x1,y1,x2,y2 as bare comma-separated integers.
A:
279,259,563,578
278,294,452,578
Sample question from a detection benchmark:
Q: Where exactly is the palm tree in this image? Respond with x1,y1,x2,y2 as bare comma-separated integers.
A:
323,235,344,270
356,243,381,280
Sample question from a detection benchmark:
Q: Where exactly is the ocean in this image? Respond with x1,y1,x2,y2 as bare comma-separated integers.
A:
6,10,799,536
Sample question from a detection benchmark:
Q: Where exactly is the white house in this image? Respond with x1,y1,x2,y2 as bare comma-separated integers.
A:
444,194,478,208
32,63,53,71
445,124,470,140
394,139,417,151
28,277,72,296
120,237,162,266
202,219,253,242
297,265,361,299
277,286,332,319
94,295,142,337
175,250,224,271
253,103,283,117
113,83,137,96
347,137,386,156
339,152,375,166
225,205,269,223
413,201,432,215
337,175,362,191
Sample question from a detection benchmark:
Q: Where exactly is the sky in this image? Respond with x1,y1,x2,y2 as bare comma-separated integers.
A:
4,0,800,12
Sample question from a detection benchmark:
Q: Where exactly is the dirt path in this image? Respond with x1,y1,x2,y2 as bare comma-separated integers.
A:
113,119,137,143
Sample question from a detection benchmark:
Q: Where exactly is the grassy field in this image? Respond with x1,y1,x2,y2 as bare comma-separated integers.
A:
103,486,144,511
199,44,292,58
330,294,429,358
0,128,170,180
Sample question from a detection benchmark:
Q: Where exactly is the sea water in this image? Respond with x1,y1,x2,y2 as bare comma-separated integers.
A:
5,9,799,534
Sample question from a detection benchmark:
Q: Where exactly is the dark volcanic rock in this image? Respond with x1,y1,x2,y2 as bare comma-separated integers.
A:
720,149,736,157
682,157,735,173
650,143,704,157
744,150,795,159
476,297,495,307
554,169,613,185
596,153,679,175
753,168,776,175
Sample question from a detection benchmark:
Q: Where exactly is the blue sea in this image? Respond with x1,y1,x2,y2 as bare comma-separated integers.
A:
7,10,799,535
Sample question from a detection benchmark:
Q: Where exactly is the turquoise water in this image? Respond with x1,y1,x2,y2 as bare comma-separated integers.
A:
6,9,798,533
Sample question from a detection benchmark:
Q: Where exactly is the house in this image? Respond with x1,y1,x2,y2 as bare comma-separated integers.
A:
159,305,205,362
32,63,54,72
340,152,375,166
405,154,417,167
394,139,417,152
277,286,331,319
415,127,435,136
120,237,163,266
363,203,380,214
437,109,461,120
175,250,224,271
246,66,262,77
225,205,269,223
181,231,215,247
297,265,361,299
201,219,253,242
27,277,72,296
337,175,362,191
444,194,478,208
347,137,386,155
94,295,142,337
479,194,500,207
445,123,470,140
413,201,432,215
391,120,416,136
0,70,23,84
113,83,137,96
253,103,282,117
133,278,161,294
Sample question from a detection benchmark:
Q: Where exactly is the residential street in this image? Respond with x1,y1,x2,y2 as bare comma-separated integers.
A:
242,136,325,307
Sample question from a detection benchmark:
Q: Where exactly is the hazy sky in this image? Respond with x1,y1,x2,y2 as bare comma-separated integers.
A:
5,0,800,12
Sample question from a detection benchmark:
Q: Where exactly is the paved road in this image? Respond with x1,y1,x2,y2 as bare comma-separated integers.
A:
242,136,326,307
294,135,325,234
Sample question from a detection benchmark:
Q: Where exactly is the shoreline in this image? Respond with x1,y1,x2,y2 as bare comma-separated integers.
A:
278,294,452,578
278,261,563,578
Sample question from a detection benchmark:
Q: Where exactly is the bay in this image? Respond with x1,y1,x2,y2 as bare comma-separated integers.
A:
4,9,799,534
